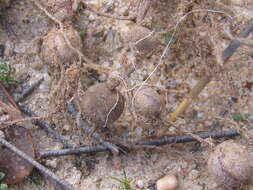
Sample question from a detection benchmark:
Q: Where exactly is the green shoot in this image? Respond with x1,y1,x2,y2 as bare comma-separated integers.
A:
29,170,43,187
0,62,17,86
161,32,177,45
111,170,136,190
229,114,251,121
0,172,8,190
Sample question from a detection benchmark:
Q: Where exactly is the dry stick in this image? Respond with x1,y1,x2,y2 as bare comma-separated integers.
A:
67,103,121,154
38,129,239,158
136,0,152,24
0,138,75,190
190,97,237,152
168,18,253,122
0,82,19,109
14,76,44,103
19,104,74,149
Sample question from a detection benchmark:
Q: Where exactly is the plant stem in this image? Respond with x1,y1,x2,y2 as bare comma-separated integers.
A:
0,138,75,190
168,18,253,122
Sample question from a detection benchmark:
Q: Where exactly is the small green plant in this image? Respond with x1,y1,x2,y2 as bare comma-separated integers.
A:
29,170,43,188
0,62,17,86
229,114,251,121
111,170,136,190
161,32,177,45
0,172,8,190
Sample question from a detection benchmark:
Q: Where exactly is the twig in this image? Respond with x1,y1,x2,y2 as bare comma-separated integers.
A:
136,0,152,24
0,82,19,109
0,138,75,190
15,77,44,103
19,104,74,148
67,102,121,154
168,18,253,122
190,97,237,152
38,130,239,158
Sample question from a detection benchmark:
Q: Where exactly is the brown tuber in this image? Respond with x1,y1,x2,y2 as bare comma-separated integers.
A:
156,174,179,190
133,87,162,122
0,126,35,184
41,25,82,66
208,140,253,189
41,0,80,22
81,83,125,128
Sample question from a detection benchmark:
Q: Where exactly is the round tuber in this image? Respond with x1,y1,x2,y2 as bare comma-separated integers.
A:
0,126,35,184
41,25,82,66
133,87,162,122
81,83,125,128
156,174,179,190
208,140,253,189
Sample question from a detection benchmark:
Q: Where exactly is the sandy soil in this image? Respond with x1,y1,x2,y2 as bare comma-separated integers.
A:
0,0,253,189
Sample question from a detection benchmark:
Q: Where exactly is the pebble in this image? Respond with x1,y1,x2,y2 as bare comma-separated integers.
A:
0,130,5,139
45,158,58,169
135,180,144,189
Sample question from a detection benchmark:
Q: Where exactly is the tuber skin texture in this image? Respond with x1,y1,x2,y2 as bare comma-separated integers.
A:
208,140,253,190
133,87,162,122
0,126,35,184
41,25,82,66
81,83,125,128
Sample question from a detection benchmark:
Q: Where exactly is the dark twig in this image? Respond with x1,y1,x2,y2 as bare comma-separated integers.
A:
169,18,253,122
15,77,44,103
19,103,74,148
0,82,19,109
67,103,121,154
190,97,237,152
223,18,253,62
39,145,108,158
39,130,239,158
0,138,75,190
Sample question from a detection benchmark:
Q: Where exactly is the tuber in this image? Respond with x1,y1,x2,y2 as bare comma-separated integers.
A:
133,87,162,122
41,25,82,66
208,140,253,189
81,83,125,128
0,126,35,184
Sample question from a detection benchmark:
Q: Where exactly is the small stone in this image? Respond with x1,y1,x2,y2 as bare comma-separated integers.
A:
156,174,178,190
0,130,5,139
135,180,144,189
45,158,58,169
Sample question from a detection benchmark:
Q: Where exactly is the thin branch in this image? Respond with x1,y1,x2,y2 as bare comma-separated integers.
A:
19,104,74,148
168,18,253,122
39,129,239,158
0,138,75,190
67,102,121,154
